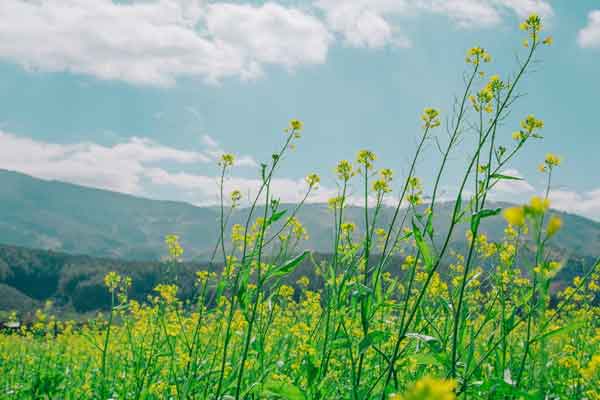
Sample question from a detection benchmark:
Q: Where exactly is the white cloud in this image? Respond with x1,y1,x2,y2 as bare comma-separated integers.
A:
200,134,257,167
550,189,600,222
0,0,555,83
578,10,600,49
419,0,502,28
0,0,331,86
314,0,552,49
314,0,412,49
145,168,337,205
206,2,331,68
0,131,255,193
490,168,535,196
494,0,553,19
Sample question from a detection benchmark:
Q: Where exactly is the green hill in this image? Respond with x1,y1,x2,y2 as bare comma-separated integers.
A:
0,169,599,261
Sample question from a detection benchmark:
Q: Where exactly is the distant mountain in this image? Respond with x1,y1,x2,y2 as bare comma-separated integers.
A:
0,169,599,261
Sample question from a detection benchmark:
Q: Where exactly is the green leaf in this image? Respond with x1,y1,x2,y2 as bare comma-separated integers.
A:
491,173,523,181
269,251,308,279
405,333,442,352
470,208,501,232
330,337,352,350
267,210,287,226
262,379,306,400
453,195,463,224
532,322,585,343
351,283,373,299
358,330,390,355
411,353,442,366
412,220,433,270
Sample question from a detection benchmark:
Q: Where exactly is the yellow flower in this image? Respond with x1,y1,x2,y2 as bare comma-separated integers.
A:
520,14,543,35
373,179,391,193
503,207,525,227
380,168,394,183
398,376,457,400
230,190,242,204
305,173,320,188
357,149,377,170
196,270,210,284
335,160,354,181
296,276,310,287
289,119,303,131
528,196,550,214
328,196,345,210
103,271,121,291
543,36,553,45
581,354,600,380
341,222,356,234
165,234,184,261
278,285,295,298
520,115,544,133
422,108,441,129
546,215,562,237
154,284,178,304
219,153,235,167
466,47,492,65
512,131,524,141
544,153,561,167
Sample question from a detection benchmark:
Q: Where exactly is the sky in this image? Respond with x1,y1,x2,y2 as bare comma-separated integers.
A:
0,0,599,220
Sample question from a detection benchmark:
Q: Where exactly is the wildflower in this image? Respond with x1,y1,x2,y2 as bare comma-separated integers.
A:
543,36,553,45
527,196,550,215
520,14,543,35
544,153,561,168
230,190,242,204
396,376,457,400
154,284,178,304
422,108,441,129
104,272,121,291
581,354,600,380
335,160,354,181
219,153,235,167
328,196,345,210
341,222,356,234
305,173,320,188
373,179,391,193
521,115,544,134
165,234,184,261
296,276,310,287
278,285,295,298
380,168,394,183
357,150,377,170
512,131,524,141
196,270,210,285
503,207,525,227
288,217,309,240
289,119,303,131
466,47,491,65
546,215,562,237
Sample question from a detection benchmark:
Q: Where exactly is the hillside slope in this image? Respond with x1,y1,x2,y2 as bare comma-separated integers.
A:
0,169,599,260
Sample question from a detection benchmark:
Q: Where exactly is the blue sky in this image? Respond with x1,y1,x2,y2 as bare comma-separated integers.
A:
0,0,599,220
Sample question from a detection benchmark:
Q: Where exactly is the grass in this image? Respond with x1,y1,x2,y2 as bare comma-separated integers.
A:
1,14,599,400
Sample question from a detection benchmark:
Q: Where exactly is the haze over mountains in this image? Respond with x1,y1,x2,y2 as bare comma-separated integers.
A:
1,169,600,261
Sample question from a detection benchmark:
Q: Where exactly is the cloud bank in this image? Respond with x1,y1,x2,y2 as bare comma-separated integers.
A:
0,0,553,86
578,10,600,49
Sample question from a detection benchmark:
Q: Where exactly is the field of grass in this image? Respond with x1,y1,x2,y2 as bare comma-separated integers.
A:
1,14,599,400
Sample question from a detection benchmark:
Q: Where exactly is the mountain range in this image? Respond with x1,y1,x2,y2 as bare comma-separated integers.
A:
0,169,599,261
